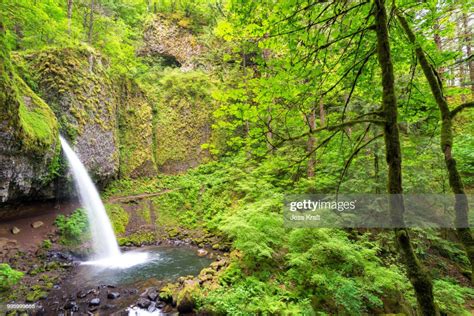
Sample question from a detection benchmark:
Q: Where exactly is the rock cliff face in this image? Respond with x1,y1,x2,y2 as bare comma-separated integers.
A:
0,16,218,204
25,48,120,186
138,16,204,70
0,42,59,203
118,79,157,178
154,70,214,173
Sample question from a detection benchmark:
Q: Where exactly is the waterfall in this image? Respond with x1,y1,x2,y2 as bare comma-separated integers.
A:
60,136,121,259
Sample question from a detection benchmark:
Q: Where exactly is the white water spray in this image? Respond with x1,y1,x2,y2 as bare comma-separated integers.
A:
60,136,148,267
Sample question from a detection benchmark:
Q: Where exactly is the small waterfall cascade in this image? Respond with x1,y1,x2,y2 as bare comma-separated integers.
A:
59,136,121,258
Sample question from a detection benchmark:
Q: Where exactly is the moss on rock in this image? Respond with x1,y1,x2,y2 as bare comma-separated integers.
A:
154,69,215,173
0,30,60,202
118,78,157,178
21,46,120,184
105,203,129,235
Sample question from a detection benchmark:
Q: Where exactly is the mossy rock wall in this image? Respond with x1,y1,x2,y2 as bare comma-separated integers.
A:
154,70,214,173
118,78,157,178
0,35,59,203
25,47,119,185
138,15,204,70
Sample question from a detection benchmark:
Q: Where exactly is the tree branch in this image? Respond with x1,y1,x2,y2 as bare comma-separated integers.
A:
451,101,474,119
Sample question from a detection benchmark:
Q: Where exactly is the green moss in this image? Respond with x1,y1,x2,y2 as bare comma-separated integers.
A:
25,285,47,302
154,69,215,171
16,78,58,153
105,203,129,235
118,79,157,178
118,231,155,246
24,47,117,140
138,202,152,224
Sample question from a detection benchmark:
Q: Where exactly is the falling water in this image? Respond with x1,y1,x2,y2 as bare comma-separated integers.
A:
60,136,149,268
60,136,121,258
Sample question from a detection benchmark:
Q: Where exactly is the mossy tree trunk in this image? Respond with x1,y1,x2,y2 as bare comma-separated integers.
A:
307,107,316,178
397,10,474,284
374,1,438,314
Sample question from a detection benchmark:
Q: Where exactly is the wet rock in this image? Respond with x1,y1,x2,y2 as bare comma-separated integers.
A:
147,288,158,301
89,298,101,306
64,301,79,311
137,298,151,309
147,301,157,313
210,259,226,270
31,221,44,228
177,281,198,313
11,227,20,235
197,249,208,257
107,292,120,299
156,301,166,309
161,305,173,313
88,289,99,296
177,295,194,313
48,251,73,261
77,290,88,299
102,304,116,310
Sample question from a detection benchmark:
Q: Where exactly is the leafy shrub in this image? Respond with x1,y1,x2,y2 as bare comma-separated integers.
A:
55,208,89,245
434,279,474,315
0,264,23,291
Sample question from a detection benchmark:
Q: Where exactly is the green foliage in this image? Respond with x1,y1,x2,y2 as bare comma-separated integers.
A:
42,239,52,250
55,208,89,245
118,231,155,246
433,279,474,315
105,204,129,235
221,198,285,265
0,264,23,292
286,229,410,314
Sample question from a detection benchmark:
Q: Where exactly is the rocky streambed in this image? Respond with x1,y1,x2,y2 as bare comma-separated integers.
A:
0,201,231,315
42,244,221,315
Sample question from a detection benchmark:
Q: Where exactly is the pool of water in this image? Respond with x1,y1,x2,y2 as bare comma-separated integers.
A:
75,246,213,287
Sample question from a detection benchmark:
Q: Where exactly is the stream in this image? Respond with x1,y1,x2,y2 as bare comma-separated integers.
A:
43,245,213,315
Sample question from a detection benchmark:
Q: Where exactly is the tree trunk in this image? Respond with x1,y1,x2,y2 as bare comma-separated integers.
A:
319,99,325,126
374,1,438,314
67,0,73,35
307,107,316,178
397,9,474,284
373,134,381,194
267,107,274,154
463,12,474,96
433,18,444,82
458,13,465,101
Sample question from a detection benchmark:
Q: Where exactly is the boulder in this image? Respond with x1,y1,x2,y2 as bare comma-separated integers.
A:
76,290,88,299
147,301,157,313
89,298,101,306
107,292,120,299
176,281,199,314
64,301,78,311
31,221,44,229
147,288,158,301
11,227,20,235
197,249,208,257
136,298,151,309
